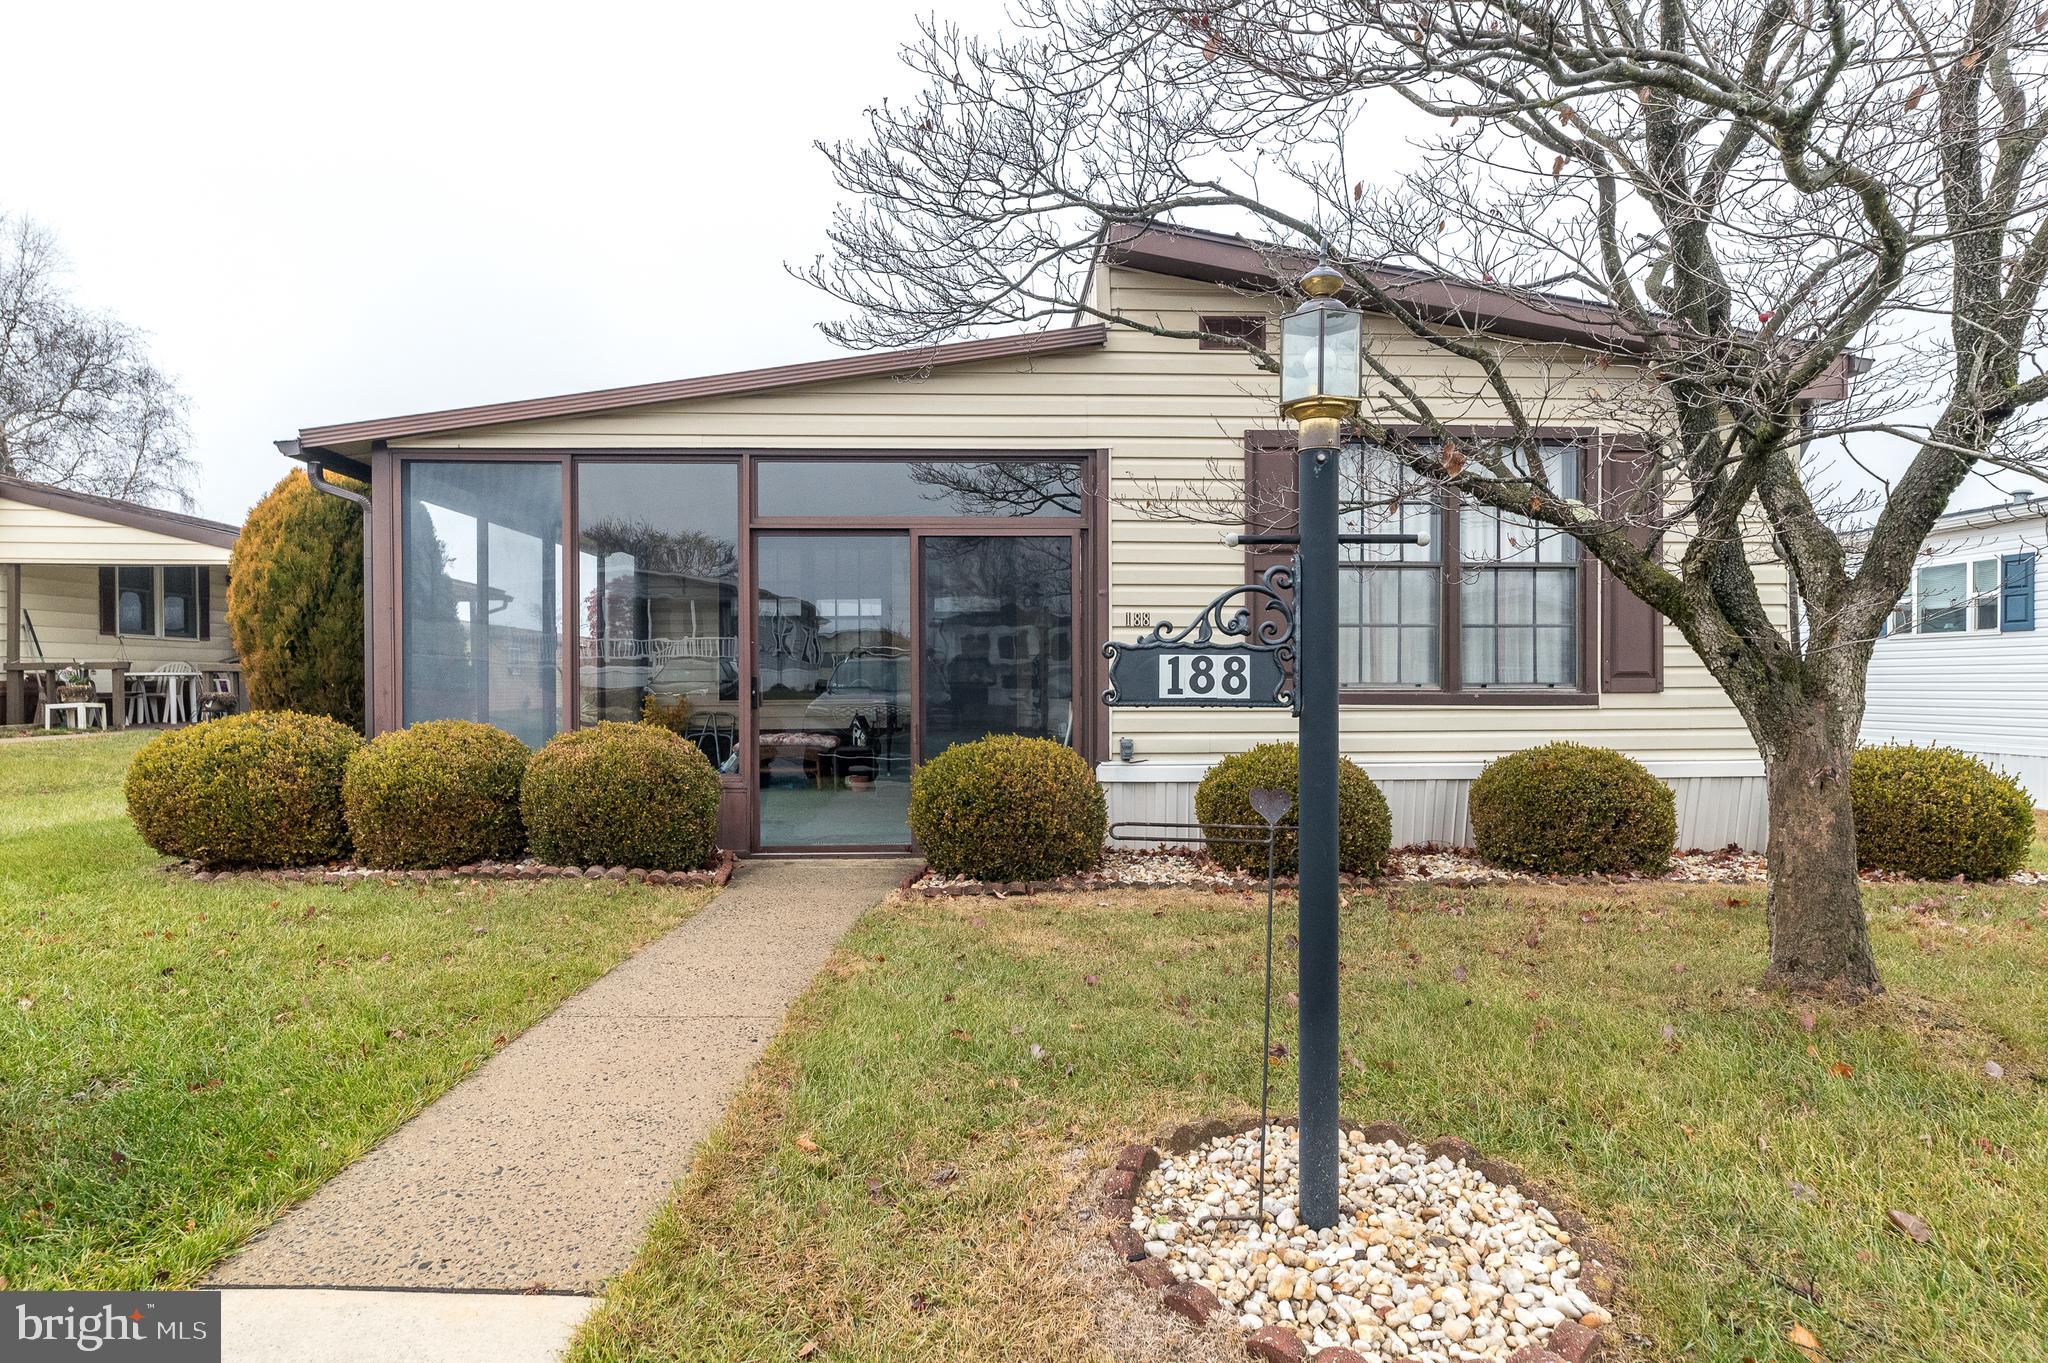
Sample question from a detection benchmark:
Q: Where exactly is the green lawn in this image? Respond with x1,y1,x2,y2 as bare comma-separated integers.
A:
0,732,713,1289
574,880,2048,1363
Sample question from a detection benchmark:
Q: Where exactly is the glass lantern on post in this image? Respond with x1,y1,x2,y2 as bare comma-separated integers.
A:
1278,261,1363,450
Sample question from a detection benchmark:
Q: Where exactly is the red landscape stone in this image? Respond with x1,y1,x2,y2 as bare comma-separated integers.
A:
1309,1350,1368,1363
1105,1226,1147,1261
1245,1323,1306,1362
1161,1281,1221,1324
1129,1259,1175,1289
1545,1320,1604,1362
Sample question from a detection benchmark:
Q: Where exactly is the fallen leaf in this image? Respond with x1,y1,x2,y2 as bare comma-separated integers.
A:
1451,965,1469,983
1828,1060,1854,1078
949,1028,972,1042
796,1342,819,1359
1887,1208,1932,1242
1797,1009,1817,1032
1984,1059,2005,1079
1788,1180,1816,1202
794,1133,820,1154
1660,1024,1678,1044
1786,1321,1826,1362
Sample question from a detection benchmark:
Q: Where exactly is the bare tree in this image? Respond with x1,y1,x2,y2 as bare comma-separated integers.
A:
0,212,194,506
803,0,2048,992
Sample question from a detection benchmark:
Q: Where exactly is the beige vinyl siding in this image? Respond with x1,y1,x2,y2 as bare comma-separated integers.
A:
394,263,1777,771
0,496,233,566
3,564,233,668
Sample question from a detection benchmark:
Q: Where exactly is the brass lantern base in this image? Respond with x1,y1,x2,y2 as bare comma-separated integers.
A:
1283,396,1359,451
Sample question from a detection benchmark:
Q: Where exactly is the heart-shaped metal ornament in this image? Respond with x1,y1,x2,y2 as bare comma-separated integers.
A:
1247,787,1293,826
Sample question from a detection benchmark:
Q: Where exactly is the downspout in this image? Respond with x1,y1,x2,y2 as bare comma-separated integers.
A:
275,438,373,734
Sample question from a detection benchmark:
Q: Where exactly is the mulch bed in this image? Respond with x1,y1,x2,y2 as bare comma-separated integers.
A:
166,848,738,887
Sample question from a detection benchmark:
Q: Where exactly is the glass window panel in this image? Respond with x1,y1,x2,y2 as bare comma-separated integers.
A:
161,566,198,639
1399,627,1438,686
921,535,1074,756
1401,569,1436,620
1498,569,1535,622
403,461,563,746
117,566,154,635
1341,445,1438,563
576,462,740,767
1463,571,1495,626
1535,569,1574,625
1918,563,1967,633
1497,627,1536,685
757,459,1081,518
1974,559,2001,630
1536,625,1576,686
1462,626,1495,685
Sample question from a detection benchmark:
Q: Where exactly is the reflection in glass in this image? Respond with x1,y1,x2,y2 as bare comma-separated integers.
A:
921,536,1074,757
403,461,562,745
577,463,740,771
756,459,1082,519
756,535,912,847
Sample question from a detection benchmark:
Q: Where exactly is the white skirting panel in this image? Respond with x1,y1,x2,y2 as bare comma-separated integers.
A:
1098,760,1772,851
1975,752,2048,807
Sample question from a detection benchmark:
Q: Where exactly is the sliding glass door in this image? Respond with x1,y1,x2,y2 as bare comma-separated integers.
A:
755,534,913,848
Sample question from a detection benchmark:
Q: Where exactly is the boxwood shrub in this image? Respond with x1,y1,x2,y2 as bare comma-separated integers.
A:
343,720,529,868
909,735,1106,881
125,710,362,867
521,721,721,870
1851,742,2033,881
1467,742,1675,875
1194,742,1391,876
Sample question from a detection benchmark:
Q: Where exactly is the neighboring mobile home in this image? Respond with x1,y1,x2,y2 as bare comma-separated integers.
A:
1861,493,2044,802
0,474,238,727
281,223,1797,854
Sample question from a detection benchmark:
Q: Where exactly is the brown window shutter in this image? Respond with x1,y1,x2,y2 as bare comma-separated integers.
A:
198,568,212,641
1598,444,1663,693
1244,429,1299,585
98,567,118,636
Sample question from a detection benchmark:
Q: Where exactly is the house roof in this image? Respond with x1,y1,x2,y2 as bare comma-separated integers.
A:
297,324,1111,451
1104,221,1644,352
0,474,238,550
290,218,1861,456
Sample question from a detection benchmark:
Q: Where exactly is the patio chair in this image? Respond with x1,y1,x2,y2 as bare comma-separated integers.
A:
155,661,199,725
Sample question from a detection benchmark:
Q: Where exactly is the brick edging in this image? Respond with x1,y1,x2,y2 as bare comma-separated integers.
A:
170,847,738,888
1097,1118,1622,1362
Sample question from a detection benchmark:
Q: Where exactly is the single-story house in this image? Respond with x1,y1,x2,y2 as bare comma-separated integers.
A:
1,474,240,727
1861,491,2043,801
280,223,1797,854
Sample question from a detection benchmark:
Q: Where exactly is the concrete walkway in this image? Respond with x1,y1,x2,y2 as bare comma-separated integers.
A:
220,1289,595,1363
211,858,911,1296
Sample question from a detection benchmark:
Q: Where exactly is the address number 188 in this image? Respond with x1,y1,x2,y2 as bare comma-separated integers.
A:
1157,650,1252,699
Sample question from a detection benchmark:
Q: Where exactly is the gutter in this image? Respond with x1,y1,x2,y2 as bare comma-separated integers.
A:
276,438,370,510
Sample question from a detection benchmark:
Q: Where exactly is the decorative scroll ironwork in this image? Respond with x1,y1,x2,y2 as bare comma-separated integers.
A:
1102,558,1299,711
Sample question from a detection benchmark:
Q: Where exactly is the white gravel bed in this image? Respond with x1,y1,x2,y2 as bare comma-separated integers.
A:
1133,1127,1608,1362
918,845,2048,890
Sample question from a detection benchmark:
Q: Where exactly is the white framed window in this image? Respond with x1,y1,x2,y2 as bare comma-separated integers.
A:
1913,557,2004,635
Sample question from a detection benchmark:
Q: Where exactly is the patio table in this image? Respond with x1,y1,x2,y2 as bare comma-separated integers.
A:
5,660,132,728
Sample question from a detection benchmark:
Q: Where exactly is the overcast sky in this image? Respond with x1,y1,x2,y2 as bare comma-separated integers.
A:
5,1,2032,530
2,0,1009,525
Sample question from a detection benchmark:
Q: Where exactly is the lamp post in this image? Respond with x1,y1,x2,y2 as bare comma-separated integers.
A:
1278,261,1362,1231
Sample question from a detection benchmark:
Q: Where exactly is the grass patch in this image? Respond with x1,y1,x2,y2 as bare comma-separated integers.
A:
0,731,713,1288
574,880,2048,1363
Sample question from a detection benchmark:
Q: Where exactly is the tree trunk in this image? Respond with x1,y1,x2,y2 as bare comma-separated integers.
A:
1761,715,1882,993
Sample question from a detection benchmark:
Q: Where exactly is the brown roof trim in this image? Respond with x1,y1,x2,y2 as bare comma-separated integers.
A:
299,324,1111,447
0,474,238,549
1106,222,1642,352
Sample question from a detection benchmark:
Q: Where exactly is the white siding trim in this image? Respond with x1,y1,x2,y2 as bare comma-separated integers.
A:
1099,762,1770,850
